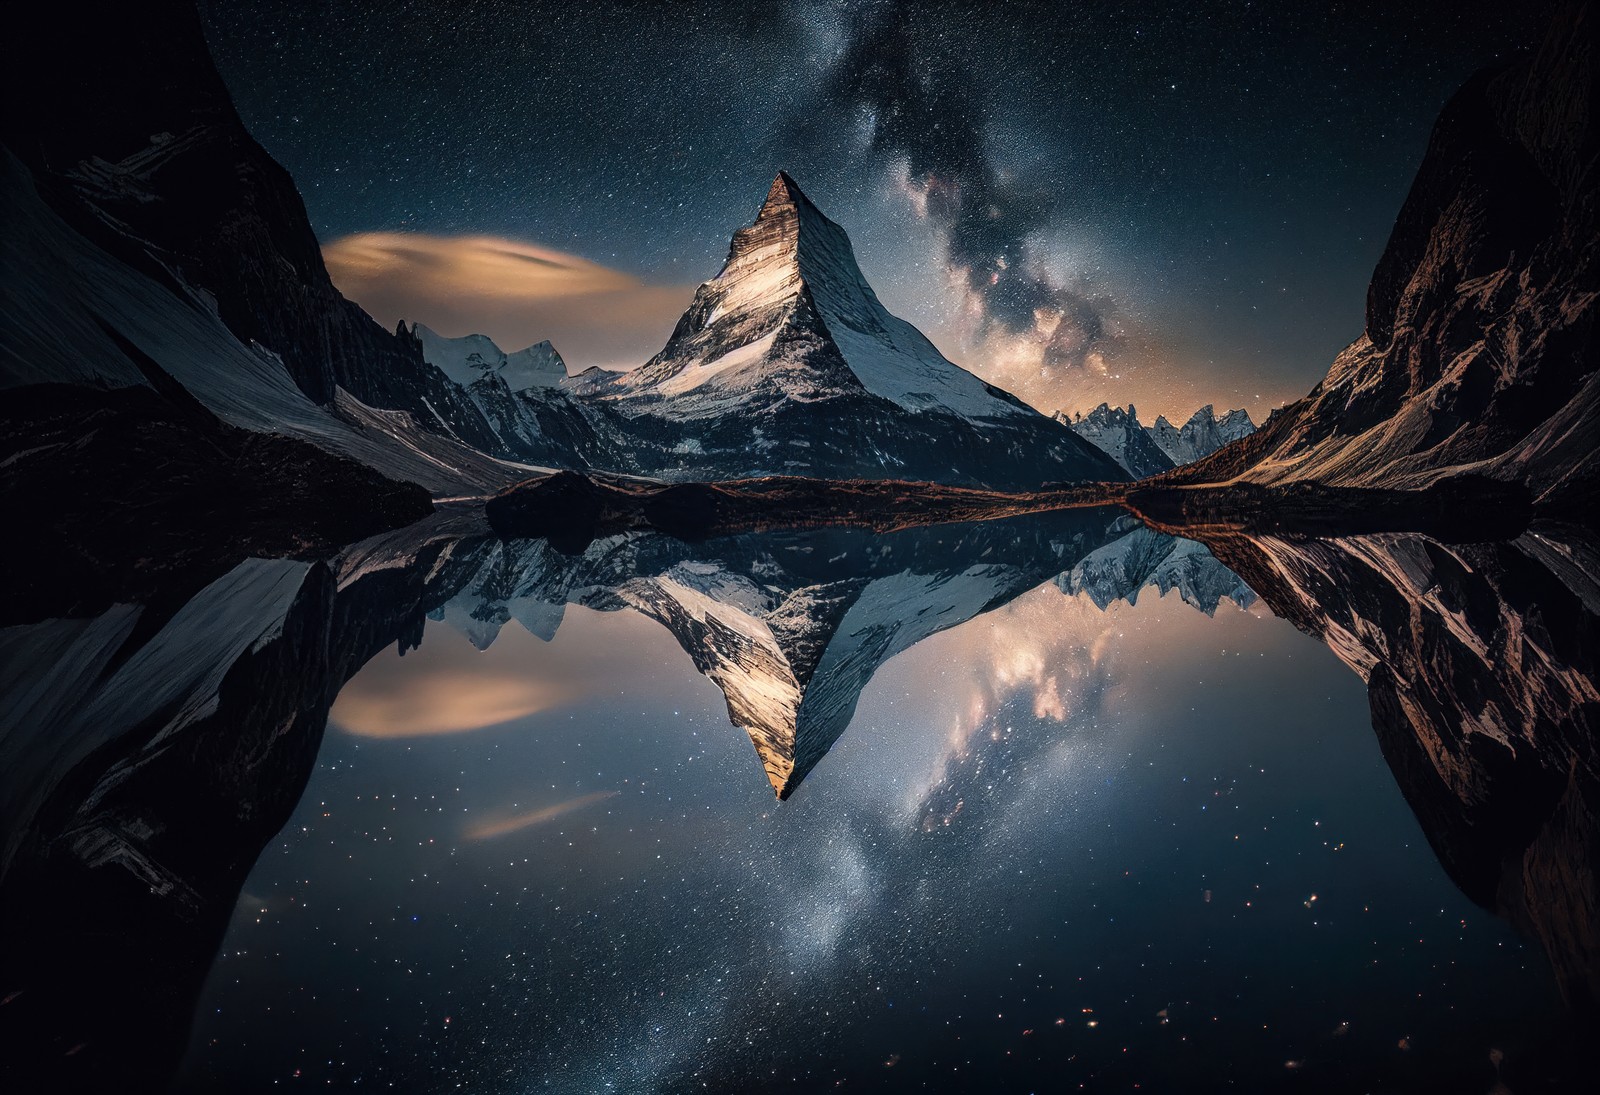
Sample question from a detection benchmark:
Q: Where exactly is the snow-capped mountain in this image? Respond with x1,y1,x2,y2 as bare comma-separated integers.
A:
1057,404,1177,478
403,322,633,470
414,324,568,392
1060,402,1254,477
1146,405,1257,466
614,172,1031,419
571,172,1126,487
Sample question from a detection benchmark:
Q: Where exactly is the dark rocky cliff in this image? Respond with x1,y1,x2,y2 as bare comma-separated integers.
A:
1171,6,1596,511
1,0,500,447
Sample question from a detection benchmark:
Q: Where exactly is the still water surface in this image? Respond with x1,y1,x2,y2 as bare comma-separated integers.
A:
175,568,1558,1093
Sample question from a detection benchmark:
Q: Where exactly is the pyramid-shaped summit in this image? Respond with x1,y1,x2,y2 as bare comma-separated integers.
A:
598,172,1126,488
619,170,1026,420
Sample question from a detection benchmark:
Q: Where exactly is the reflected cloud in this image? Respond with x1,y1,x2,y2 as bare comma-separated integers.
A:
330,602,701,739
466,791,619,840
331,671,577,737
323,232,695,371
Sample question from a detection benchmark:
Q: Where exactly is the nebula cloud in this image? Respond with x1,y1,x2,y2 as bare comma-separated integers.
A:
824,4,1123,377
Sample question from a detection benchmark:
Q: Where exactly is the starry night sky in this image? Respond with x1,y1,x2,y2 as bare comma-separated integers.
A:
200,0,1556,418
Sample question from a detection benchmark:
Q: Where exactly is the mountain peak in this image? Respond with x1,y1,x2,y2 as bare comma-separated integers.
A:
1066,402,1175,478
613,172,1046,423
759,170,806,215
413,324,568,392
748,170,831,250
1146,403,1257,466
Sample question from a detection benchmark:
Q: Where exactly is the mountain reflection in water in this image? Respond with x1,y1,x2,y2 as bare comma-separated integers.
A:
0,507,1594,1092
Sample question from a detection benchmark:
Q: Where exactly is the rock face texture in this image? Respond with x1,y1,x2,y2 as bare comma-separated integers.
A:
1193,523,1600,1008
574,173,1128,487
1173,9,1596,510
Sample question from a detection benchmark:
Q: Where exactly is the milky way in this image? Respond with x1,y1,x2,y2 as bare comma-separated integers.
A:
821,2,1123,375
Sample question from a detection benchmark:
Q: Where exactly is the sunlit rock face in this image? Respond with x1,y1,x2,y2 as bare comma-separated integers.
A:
1196,523,1600,1005
572,173,1127,488
1176,9,1597,508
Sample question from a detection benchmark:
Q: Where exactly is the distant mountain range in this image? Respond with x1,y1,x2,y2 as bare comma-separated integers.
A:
1056,403,1256,478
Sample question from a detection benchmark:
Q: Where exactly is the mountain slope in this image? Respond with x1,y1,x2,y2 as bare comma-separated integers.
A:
0,0,547,498
577,173,1127,488
0,150,525,497
1169,8,1596,509
414,324,568,392
406,323,634,472
616,172,1030,419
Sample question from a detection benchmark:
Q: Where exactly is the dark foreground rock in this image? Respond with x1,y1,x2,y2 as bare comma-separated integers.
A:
483,469,1115,550
1,384,432,625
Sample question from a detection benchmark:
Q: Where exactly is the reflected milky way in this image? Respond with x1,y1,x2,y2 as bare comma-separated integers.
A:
176,571,1554,1094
